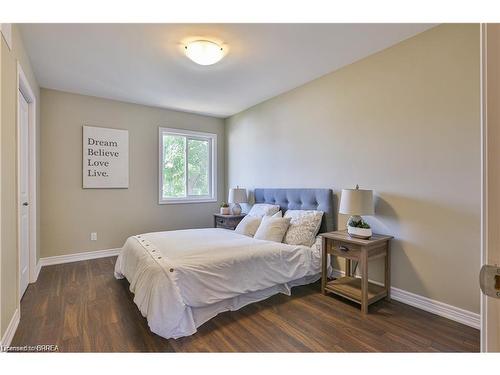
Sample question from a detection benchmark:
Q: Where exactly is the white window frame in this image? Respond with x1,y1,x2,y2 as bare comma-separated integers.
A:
158,127,217,204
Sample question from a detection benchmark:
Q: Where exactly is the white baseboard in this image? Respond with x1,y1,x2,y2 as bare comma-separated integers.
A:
35,261,41,280
39,248,121,267
0,308,20,348
390,287,480,329
331,269,480,329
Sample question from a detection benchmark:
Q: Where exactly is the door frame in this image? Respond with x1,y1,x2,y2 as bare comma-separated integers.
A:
480,22,487,353
16,62,37,302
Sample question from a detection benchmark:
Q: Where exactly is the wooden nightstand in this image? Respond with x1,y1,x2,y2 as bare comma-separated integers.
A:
213,213,246,230
320,230,393,313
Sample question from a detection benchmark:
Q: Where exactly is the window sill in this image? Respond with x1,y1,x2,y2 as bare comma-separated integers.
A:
159,198,218,205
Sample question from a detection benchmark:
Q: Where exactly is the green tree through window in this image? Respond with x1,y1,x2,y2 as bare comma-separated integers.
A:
187,139,209,196
160,128,216,202
163,135,186,198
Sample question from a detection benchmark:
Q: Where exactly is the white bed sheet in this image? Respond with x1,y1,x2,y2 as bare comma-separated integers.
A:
114,228,326,339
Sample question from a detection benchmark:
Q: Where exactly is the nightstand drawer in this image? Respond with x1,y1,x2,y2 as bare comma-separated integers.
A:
213,213,246,230
329,240,362,259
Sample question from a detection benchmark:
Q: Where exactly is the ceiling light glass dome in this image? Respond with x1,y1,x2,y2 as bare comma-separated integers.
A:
184,40,224,66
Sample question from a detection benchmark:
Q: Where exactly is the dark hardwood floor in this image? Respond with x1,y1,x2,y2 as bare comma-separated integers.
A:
12,256,479,352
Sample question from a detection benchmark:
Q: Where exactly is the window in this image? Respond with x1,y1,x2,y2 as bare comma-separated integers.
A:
159,127,217,204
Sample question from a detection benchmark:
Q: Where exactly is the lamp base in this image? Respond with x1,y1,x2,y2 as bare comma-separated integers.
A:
231,203,242,215
347,226,372,239
347,215,372,239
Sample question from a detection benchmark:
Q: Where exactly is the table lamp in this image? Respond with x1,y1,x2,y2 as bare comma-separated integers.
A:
228,186,247,215
339,184,374,239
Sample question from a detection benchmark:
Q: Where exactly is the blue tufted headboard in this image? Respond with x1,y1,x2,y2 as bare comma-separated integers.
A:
253,188,336,233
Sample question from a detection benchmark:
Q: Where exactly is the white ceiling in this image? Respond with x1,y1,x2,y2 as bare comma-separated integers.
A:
20,23,435,118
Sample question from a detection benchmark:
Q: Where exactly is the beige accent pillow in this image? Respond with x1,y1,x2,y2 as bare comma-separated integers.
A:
247,203,280,217
235,215,262,237
283,210,324,247
254,216,291,243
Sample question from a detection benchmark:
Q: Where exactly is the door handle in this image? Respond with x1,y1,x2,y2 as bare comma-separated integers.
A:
22,202,28,206
480,264,500,298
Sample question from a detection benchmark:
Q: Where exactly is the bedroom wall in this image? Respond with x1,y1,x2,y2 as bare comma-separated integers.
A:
40,89,225,258
225,24,481,313
0,25,40,339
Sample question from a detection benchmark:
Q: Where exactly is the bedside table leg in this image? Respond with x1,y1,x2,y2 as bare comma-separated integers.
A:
321,237,327,295
385,243,391,301
361,250,368,314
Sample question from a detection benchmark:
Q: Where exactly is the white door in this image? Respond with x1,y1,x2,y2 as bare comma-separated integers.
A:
19,90,30,298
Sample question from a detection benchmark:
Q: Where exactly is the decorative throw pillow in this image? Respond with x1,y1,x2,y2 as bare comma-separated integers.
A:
235,215,262,237
247,203,280,218
254,216,291,243
283,210,324,247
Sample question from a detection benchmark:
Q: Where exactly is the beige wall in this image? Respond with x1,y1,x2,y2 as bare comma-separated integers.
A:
40,89,225,258
225,24,481,313
0,25,40,338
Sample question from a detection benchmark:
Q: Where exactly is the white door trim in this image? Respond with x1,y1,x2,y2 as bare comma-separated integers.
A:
16,62,37,303
480,23,487,353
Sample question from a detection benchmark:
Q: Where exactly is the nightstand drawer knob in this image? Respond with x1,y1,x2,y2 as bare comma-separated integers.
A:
339,245,349,252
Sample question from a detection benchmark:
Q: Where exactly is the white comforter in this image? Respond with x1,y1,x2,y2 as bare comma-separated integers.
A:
114,228,323,339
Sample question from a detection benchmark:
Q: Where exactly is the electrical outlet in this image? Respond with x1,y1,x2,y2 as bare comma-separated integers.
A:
91,232,97,241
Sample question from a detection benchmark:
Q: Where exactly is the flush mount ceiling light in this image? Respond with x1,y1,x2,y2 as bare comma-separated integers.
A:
184,40,224,66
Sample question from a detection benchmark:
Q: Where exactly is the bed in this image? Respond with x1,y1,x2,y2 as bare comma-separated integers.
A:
114,188,335,339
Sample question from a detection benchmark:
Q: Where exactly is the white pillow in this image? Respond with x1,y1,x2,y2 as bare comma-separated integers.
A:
247,203,280,218
235,215,262,237
272,210,282,218
254,216,291,243
283,210,324,247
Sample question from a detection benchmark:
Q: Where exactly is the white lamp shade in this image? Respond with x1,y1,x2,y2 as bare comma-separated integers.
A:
228,188,248,204
339,188,374,216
